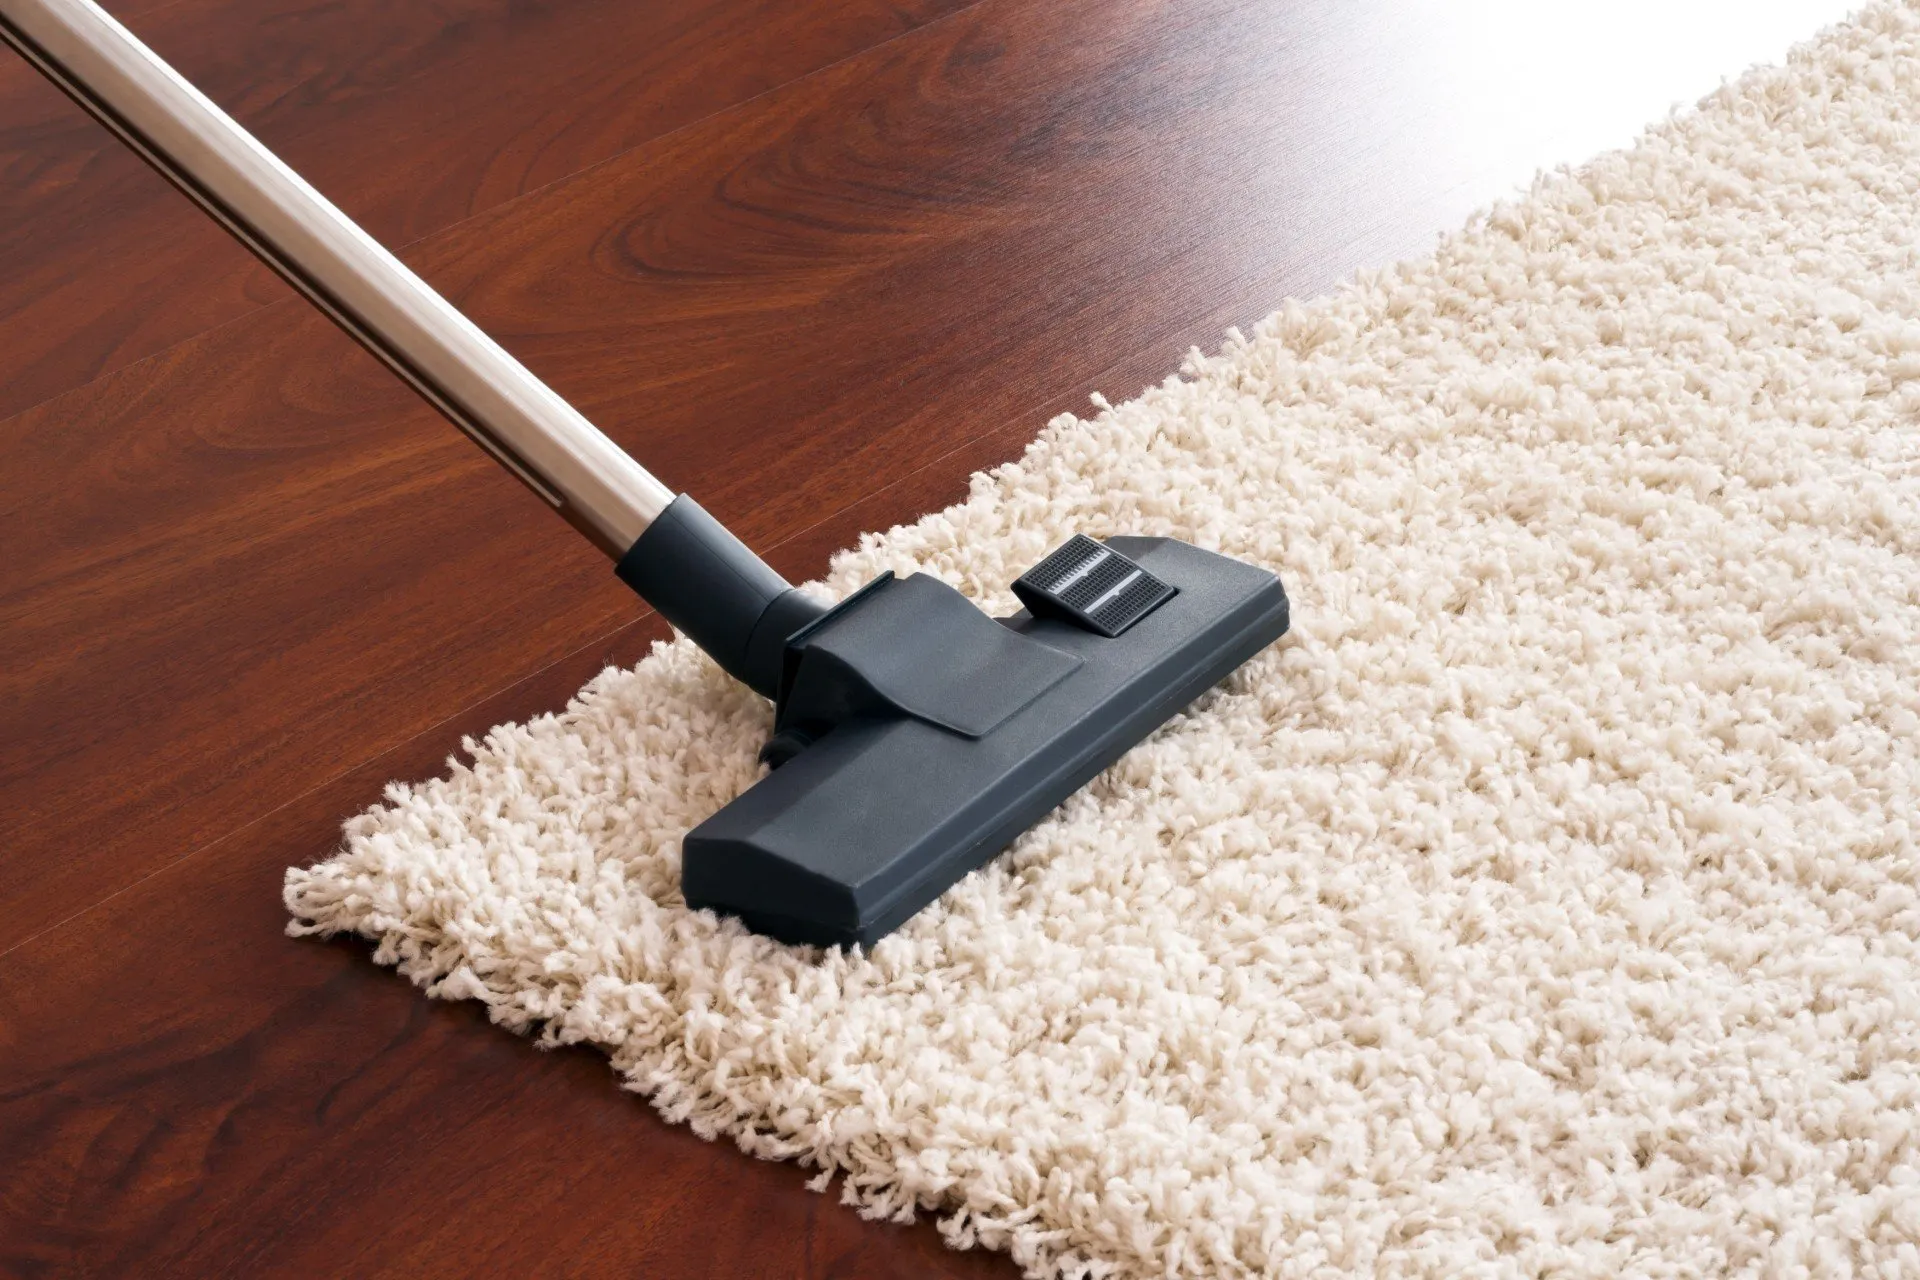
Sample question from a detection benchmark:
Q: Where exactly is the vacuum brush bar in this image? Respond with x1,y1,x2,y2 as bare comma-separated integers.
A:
0,0,674,556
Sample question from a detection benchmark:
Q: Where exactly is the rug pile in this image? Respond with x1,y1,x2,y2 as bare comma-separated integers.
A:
288,7,1920,1275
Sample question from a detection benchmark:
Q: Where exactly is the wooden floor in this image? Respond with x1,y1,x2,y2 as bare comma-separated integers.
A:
0,1,1849,1274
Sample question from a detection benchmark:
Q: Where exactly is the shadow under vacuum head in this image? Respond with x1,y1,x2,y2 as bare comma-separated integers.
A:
621,504,1290,949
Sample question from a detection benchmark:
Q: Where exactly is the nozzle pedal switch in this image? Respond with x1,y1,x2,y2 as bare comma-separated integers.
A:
1012,535,1177,637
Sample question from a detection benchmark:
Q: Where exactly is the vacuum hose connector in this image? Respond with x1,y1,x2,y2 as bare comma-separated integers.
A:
615,496,825,699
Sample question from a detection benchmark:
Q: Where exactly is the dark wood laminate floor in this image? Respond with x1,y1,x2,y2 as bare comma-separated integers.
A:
0,1,1849,1274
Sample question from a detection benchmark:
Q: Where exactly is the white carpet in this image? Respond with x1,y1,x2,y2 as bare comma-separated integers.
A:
286,7,1920,1276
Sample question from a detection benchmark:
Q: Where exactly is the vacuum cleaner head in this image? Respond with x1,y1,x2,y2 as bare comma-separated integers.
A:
621,502,1289,948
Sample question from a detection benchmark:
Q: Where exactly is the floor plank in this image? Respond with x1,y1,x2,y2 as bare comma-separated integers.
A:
0,0,1855,1274
0,0,972,421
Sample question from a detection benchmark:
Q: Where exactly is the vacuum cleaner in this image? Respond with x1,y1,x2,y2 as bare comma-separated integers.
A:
2,0,1290,948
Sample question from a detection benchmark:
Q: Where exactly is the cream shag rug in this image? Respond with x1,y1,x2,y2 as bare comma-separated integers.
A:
287,8,1920,1277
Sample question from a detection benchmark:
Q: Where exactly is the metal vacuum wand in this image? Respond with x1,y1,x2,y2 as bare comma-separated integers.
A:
0,0,673,557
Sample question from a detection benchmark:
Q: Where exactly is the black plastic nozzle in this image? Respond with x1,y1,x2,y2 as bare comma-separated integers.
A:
615,503,1289,950
682,535,1289,948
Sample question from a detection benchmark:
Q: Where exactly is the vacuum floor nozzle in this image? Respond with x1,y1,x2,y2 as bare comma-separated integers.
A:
680,534,1290,948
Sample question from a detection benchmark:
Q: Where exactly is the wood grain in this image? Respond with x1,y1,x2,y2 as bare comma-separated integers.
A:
0,0,971,421
0,0,1853,1274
